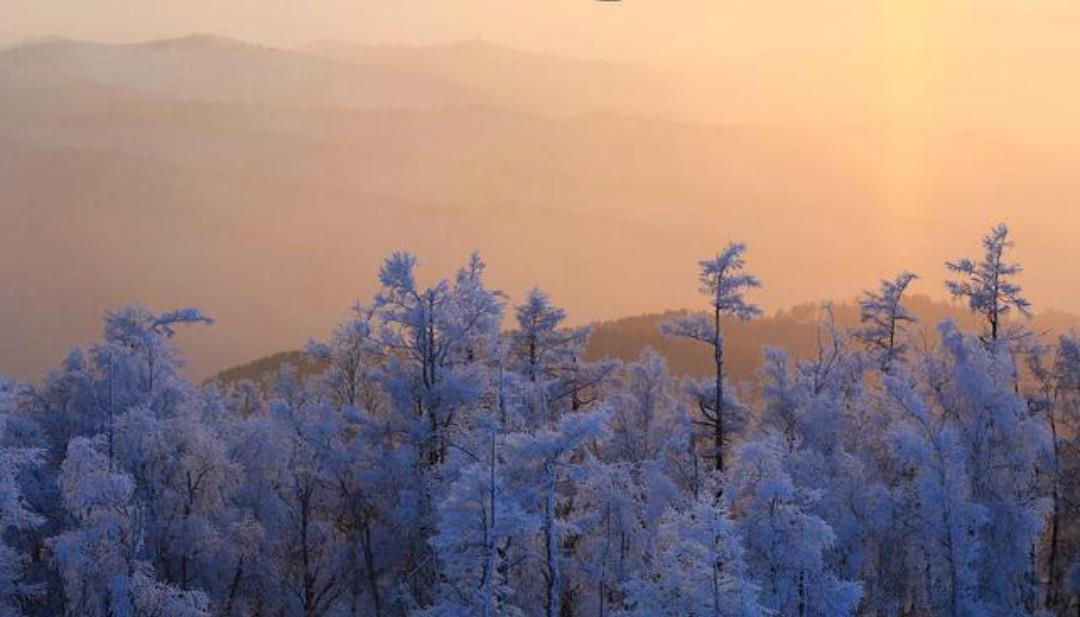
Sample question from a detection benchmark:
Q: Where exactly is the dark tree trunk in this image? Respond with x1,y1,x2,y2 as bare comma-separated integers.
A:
713,305,724,473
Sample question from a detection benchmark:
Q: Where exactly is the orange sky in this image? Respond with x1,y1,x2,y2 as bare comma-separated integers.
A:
3,1,1080,378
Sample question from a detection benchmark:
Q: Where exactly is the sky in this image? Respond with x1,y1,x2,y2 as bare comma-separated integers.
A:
3,0,1080,378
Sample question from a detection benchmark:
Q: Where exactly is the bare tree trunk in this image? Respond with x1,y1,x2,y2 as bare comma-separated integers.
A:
361,522,383,617
708,305,728,504
598,504,610,617
225,557,244,616
482,433,497,617
798,570,807,617
713,306,725,473
1046,393,1062,612
942,487,961,617
544,462,560,617
712,561,721,617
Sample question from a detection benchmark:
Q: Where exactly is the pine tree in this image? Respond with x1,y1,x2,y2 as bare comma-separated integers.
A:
855,272,918,371
946,224,1030,345
664,243,761,473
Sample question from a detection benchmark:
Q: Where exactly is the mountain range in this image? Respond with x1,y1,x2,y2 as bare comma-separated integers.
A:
2,34,1077,380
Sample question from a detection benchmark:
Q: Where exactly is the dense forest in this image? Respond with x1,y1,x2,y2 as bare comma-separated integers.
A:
0,223,1078,617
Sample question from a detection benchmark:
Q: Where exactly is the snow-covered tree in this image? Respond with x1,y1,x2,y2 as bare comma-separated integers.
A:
507,410,610,617
946,224,1030,344
618,493,763,617
941,323,1046,613
113,403,237,594
855,272,918,371
304,312,380,412
368,252,503,467
728,434,862,617
883,367,987,617
0,392,43,617
264,395,350,617
509,289,614,426
876,319,1049,617
664,243,761,473
509,289,588,385
30,305,212,472
1026,333,1080,615
1,242,1072,617
607,349,677,463
424,414,539,617
757,347,804,452
53,436,209,617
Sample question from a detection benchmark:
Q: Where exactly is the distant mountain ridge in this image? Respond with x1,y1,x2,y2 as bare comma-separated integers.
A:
0,34,675,117
0,32,886,380
211,296,1080,389
0,34,490,111
298,38,678,117
3,32,1079,382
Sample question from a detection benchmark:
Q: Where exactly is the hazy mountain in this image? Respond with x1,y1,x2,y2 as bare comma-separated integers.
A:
0,34,493,110
300,39,682,117
2,34,1078,381
0,35,870,380
0,35,679,117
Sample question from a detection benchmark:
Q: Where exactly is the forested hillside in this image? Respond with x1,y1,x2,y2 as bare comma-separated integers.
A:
215,296,1079,389
0,224,1077,616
